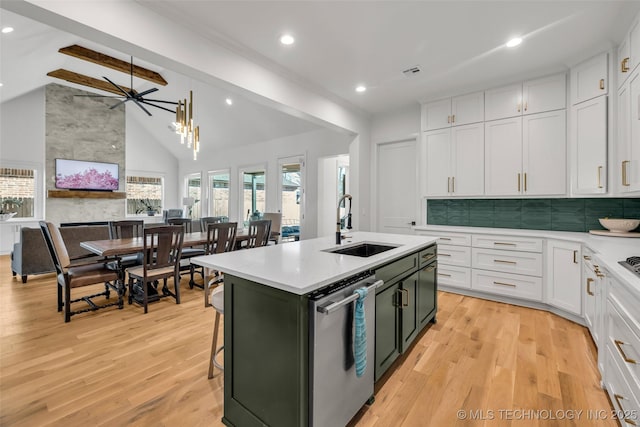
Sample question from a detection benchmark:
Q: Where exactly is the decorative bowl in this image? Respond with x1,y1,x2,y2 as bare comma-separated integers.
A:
598,218,640,233
0,212,17,221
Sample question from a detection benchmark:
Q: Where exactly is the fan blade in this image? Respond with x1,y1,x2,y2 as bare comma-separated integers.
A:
136,87,159,97
109,98,129,110
133,99,152,116
141,98,179,105
140,100,180,114
103,76,130,97
74,94,124,98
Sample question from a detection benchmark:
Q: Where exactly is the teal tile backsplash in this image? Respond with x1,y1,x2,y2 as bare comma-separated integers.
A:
426,198,640,232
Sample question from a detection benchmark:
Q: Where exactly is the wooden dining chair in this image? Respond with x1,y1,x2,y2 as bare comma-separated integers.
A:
261,212,282,244
245,219,272,249
39,221,121,322
107,220,144,272
192,222,237,306
167,217,206,277
126,225,184,313
200,216,227,232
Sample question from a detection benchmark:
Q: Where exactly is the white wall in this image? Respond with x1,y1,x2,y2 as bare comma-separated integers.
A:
126,111,179,210
0,87,45,164
371,103,420,143
178,128,351,239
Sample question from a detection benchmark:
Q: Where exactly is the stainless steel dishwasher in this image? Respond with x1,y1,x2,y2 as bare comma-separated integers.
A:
309,271,382,427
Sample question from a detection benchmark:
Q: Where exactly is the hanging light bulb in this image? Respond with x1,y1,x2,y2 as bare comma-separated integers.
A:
176,90,201,159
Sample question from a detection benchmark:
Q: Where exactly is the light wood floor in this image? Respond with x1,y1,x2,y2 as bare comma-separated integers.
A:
1,255,615,426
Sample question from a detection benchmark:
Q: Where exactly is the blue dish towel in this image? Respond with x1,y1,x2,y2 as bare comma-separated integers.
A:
353,287,368,378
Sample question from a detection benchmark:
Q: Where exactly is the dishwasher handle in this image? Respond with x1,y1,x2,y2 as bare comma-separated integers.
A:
317,280,383,315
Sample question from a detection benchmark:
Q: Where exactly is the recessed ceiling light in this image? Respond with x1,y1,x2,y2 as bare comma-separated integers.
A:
1,27,14,34
0,83,3,87
280,34,295,45
225,98,233,106
506,37,522,48
355,85,367,93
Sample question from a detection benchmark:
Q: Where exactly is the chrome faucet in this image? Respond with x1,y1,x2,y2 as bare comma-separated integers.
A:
336,194,352,244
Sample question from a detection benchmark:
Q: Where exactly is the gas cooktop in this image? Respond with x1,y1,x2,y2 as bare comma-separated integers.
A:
619,257,640,278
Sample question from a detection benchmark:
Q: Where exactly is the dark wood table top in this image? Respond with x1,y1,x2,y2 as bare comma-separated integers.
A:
80,230,277,257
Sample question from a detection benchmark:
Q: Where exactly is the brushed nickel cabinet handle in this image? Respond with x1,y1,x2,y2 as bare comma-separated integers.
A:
586,278,594,296
439,237,451,241
614,340,638,364
422,253,436,261
622,57,630,72
599,79,605,90
493,281,516,288
401,288,409,307
438,272,451,277
622,160,630,186
439,253,451,257
423,265,436,272
494,259,517,265
597,166,603,188
613,394,637,425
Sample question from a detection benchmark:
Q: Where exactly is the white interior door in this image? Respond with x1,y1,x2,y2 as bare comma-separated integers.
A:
377,139,417,234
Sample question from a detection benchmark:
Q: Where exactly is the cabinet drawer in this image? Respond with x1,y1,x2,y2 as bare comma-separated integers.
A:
437,265,471,290
472,248,542,277
608,296,640,401
438,244,471,267
472,234,543,252
376,253,418,285
471,270,543,301
605,346,640,426
419,245,437,268
415,230,471,246
609,277,640,338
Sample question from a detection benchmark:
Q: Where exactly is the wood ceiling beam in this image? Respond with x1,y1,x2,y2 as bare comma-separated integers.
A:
47,69,135,95
58,44,168,86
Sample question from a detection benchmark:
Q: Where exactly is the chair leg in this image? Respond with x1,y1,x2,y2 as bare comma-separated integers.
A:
143,279,148,314
174,275,181,304
57,283,63,312
208,311,221,379
128,276,134,305
64,285,71,323
21,275,27,283
189,264,195,289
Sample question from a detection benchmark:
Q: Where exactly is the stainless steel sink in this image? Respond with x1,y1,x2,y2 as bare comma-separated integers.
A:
325,242,398,257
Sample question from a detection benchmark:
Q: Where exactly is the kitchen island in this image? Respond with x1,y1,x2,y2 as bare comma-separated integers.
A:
192,231,438,427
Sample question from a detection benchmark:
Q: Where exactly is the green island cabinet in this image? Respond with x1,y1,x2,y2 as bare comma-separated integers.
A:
221,243,437,427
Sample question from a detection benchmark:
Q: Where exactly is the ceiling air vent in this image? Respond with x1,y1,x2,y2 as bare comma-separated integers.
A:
402,66,421,77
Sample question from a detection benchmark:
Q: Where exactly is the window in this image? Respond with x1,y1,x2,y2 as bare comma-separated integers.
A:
0,167,36,218
240,167,266,225
126,175,163,215
208,170,230,218
278,157,304,241
184,173,202,220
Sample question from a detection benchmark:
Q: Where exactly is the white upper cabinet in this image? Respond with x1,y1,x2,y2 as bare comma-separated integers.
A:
485,73,566,121
618,36,631,89
424,123,484,197
423,92,483,131
423,98,452,131
618,81,632,192
571,52,608,105
522,110,567,195
572,96,608,194
424,129,452,196
451,92,484,127
522,74,566,115
629,13,640,73
485,83,522,121
628,70,640,191
451,124,485,196
485,117,523,196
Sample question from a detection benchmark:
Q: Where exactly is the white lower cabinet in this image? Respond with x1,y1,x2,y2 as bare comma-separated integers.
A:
605,276,640,425
546,240,582,316
472,247,543,277
438,244,471,267
471,269,543,301
437,264,471,290
583,252,604,347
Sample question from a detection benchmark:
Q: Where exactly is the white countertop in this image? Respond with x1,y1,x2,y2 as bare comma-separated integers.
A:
414,224,640,293
191,231,437,295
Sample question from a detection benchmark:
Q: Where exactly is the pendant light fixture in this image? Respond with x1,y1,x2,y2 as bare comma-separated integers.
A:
175,90,200,160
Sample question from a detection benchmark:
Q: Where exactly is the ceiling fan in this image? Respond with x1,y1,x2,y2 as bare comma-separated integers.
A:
75,56,178,116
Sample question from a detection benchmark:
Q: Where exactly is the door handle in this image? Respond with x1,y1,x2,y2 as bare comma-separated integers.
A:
317,280,383,314
399,288,409,307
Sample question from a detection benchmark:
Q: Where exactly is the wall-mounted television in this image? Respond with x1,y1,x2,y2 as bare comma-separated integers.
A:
55,159,119,191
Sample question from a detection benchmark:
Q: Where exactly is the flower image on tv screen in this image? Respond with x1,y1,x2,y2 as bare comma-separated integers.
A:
55,159,119,191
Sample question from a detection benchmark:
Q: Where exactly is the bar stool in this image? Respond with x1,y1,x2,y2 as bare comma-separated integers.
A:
208,285,224,379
